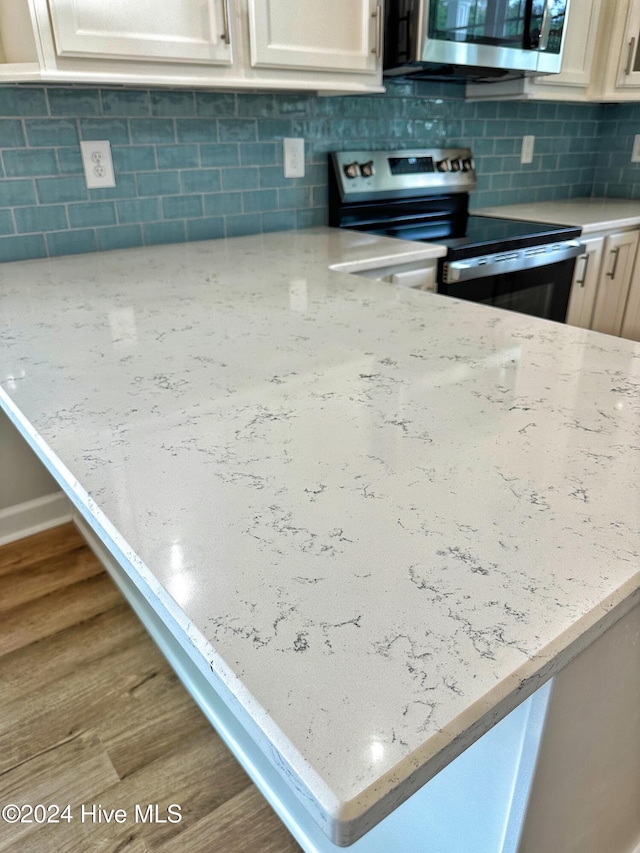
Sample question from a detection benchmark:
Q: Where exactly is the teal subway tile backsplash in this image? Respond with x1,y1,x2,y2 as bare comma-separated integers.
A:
186,217,224,242
180,169,221,194
47,228,97,256
68,201,116,228
162,194,203,220
14,204,67,233
25,119,77,146
96,224,143,251
0,81,629,263
0,180,36,207
0,209,14,234
143,220,185,245
3,149,58,177
0,233,46,262
36,176,88,204
0,120,25,148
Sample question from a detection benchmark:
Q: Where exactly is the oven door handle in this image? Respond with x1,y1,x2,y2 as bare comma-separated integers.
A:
442,240,584,284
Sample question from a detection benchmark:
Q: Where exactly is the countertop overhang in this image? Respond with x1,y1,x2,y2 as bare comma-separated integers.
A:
1,227,639,845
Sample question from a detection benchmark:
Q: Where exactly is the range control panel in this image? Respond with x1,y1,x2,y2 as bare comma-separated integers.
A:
331,148,477,202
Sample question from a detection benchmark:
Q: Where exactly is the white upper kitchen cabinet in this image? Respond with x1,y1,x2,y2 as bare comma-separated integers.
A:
592,0,640,99
0,0,384,92
45,0,232,65
248,0,381,74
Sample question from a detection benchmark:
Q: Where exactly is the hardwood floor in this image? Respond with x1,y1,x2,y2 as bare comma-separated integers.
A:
0,524,303,853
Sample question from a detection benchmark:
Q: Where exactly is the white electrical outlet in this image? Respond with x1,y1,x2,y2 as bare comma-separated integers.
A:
283,138,305,178
80,140,116,189
632,134,640,163
521,135,535,165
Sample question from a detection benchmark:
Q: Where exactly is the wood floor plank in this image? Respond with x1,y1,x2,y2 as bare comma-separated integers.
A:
96,666,214,780
0,637,170,774
0,523,85,576
0,572,123,657
154,785,303,853
1,730,251,853
0,603,146,705
0,524,306,853
0,730,120,851
0,545,103,612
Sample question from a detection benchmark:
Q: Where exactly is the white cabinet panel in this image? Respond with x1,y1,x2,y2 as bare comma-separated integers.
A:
620,263,640,342
47,0,232,65
534,0,601,88
613,0,640,88
565,236,604,329
248,0,381,73
590,230,640,337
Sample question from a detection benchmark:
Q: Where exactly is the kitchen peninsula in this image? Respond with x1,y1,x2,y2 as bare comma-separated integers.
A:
1,228,639,851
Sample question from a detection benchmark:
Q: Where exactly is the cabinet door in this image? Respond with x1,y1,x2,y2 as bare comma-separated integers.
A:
614,0,640,87
46,0,232,65
565,237,604,329
590,230,640,336
620,262,640,341
247,0,381,73
534,0,601,89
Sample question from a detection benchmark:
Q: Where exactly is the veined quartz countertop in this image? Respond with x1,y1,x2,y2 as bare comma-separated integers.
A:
474,197,640,234
1,227,639,845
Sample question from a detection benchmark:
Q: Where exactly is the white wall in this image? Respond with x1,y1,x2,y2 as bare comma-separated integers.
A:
0,410,58,510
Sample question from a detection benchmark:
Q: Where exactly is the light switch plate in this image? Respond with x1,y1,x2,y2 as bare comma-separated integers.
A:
632,134,640,163
80,140,116,189
283,138,305,178
521,135,535,165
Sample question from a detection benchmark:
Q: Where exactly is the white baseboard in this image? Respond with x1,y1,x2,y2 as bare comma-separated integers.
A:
0,491,73,546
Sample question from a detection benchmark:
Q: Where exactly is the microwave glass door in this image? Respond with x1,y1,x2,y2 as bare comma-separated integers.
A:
427,0,566,54
428,0,530,47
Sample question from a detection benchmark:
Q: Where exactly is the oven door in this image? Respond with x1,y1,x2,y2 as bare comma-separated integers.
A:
438,255,578,323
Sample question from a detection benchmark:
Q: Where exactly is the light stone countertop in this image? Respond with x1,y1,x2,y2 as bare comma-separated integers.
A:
474,198,640,234
1,227,639,845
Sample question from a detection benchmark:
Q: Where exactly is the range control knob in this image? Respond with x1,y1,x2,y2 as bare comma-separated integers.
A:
436,159,450,172
359,160,375,178
343,162,360,179
450,158,461,172
461,157,475,172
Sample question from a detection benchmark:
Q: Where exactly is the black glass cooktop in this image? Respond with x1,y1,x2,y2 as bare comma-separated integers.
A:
441,216,582,260
385,215,582,260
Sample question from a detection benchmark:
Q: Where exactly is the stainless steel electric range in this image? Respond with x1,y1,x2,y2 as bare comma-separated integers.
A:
329,148,583,323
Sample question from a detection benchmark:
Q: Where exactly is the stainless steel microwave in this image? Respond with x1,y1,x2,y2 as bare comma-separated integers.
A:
384,0,571,78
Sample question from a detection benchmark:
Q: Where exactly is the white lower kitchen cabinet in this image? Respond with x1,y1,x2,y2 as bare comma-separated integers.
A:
0,0,384,92
565,236,605,329
620,267,640,342
590,230,640,337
